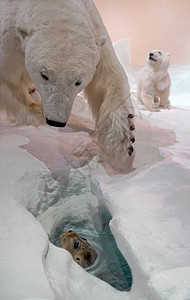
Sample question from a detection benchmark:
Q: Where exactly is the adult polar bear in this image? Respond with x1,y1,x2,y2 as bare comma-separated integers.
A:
0,0,135,159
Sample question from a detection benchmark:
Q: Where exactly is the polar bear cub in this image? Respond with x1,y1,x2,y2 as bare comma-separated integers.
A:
137,50,171,111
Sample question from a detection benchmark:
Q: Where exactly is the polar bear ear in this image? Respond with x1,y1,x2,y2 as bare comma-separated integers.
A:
16,25,34,52
96,35,106,47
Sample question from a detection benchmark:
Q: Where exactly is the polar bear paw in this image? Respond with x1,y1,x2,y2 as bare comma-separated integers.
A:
159,102,171,110
98,105,135,161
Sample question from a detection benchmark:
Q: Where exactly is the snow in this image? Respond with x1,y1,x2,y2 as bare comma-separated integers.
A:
0,41,190,299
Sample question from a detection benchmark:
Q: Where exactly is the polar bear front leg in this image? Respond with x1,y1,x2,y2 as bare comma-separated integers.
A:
140,92,160,112
85,63,136,161
159,89,171,109
97,99,135,160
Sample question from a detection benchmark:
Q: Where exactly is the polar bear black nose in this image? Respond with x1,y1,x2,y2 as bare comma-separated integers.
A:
46,118,67,127
149,52,154,57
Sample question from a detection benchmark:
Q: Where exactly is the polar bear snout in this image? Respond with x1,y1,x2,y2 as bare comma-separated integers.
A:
46,118,67,127
148,50,163,63
149,52,157,61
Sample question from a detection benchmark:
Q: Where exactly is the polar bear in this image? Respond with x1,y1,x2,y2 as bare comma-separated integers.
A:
0,0,135,161
137,50,171,111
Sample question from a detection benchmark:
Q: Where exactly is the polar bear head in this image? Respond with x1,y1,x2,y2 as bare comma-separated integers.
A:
17,25,105,127
146,49,170,71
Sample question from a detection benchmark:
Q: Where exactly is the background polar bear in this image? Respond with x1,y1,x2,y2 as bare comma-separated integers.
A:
137,49,171,111
0,0,135,161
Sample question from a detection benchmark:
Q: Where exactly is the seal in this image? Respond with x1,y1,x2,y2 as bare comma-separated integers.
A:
60,230,97,268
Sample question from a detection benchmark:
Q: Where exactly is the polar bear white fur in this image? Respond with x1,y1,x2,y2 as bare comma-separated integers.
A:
0,0,135,161
137,49,171,111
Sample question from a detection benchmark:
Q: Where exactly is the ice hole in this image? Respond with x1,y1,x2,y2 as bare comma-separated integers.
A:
49,204,132,291
22,166,132,291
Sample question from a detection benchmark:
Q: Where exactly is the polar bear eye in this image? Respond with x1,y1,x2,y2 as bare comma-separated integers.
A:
41,72,49,81
158,51,162,55
75,81,82,86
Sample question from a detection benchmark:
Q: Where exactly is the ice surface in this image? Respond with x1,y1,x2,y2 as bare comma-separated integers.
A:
0,42,190,299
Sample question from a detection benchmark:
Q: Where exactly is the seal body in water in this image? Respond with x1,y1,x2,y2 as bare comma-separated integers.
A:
60,230,97,268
